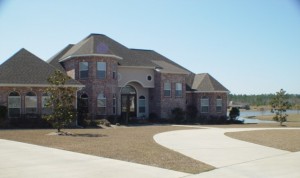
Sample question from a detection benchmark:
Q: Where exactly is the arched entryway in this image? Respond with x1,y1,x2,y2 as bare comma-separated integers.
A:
121,85,137,124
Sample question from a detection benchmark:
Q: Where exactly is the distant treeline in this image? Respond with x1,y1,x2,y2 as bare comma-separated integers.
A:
229,94,300,107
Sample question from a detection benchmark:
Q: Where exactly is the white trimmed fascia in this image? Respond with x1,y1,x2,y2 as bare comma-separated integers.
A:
186,91,230,93
59,54,123,62
0,84,85,88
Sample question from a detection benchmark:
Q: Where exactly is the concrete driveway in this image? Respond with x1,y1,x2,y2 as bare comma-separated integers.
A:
0,139,189,178
154,126,300,178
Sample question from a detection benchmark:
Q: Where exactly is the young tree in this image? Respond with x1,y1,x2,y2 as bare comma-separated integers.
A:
270,89,291,126
229,107,240,120
44,70,77,132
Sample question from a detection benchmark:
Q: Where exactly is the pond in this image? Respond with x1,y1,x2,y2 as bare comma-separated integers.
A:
235,110,299,124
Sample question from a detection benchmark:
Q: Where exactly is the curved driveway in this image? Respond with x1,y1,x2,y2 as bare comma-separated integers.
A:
154,126,300,178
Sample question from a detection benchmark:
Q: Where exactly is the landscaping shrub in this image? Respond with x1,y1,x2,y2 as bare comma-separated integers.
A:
0,105,7,119
107,115,117,124
149,112,158,123
99,119,111,127
186,105,198,123
171,107,185,124
0,105,7,127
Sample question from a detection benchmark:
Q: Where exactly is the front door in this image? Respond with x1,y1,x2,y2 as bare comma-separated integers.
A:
121,85,137,124
121,94,136,120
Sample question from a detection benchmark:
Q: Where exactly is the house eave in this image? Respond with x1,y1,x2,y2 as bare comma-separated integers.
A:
186,90,230,93
0,83,85,88
59,54,123,62
118,65,156,69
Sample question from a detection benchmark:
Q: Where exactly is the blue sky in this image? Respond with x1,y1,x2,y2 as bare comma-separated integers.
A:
0,0,299,94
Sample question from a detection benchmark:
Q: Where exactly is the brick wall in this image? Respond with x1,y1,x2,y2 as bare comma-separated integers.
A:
186,92,228,117
63,56,119,119
0,87,71,117
149,72,187,119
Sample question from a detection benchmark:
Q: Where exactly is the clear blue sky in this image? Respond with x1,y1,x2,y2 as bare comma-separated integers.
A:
1,0,300,95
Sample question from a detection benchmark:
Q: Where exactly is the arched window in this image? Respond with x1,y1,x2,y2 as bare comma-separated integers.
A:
80,93,89,107
139,96,146,114
121,85,136,94
42,93,52,115
216,96,222,113
200,96,209,113
97,92,106,115
25,91,37,114
8,91,21,118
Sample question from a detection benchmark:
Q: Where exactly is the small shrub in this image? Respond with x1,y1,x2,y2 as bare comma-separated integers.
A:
107,115,117,124
171,107,185,124
0,105,7,119
229,107,240,120
186,105,198,123
89,120,100,127
99,119,111,127
149,112,158,123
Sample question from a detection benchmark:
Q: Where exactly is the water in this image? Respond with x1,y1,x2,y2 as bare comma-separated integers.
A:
236,110,298,124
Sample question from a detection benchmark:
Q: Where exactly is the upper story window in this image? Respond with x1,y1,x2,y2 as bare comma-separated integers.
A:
8,91,21,118
79,62,88,79
200,96,209,113
25,91,37,114
97,62,106,79
164,81,171,97
175,83,182,97
216,96,222,113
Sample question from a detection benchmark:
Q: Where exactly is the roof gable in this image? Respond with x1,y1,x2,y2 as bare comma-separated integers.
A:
0,48,81,86
191,73,229,92
60,34,128,61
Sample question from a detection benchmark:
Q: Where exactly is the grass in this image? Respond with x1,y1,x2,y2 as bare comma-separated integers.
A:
254,113,300,122
0,125,213,174
225,129,300,152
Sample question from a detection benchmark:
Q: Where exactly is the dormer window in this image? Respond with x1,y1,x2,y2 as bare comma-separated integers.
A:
79,62,88,79
97,62,106,79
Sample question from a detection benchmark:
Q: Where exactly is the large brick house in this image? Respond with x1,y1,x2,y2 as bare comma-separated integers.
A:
0,34,229,122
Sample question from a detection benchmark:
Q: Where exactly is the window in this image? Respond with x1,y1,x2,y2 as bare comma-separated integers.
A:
201,96,209,113
25,92,37,114
139,96,146,114
97,62,106,79
97,92,106,115
113,93,116,115
175,83,182,97
216,96,222,113
113,71,116,80
79,62,88,79
42,93,52,115
78,93,89,113
164,81,171,97
8,91,21,118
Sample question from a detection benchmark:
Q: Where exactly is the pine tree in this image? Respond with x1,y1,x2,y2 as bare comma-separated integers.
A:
270,89,291,126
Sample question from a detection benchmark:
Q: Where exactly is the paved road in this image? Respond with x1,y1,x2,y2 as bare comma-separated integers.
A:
154,126,300,178
0,139,189,178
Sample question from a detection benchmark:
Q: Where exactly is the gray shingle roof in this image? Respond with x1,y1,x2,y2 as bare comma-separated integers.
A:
58,34,162,68
47,44,74,72
191,73,229,92
0,48,82,86
130,49,191,74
